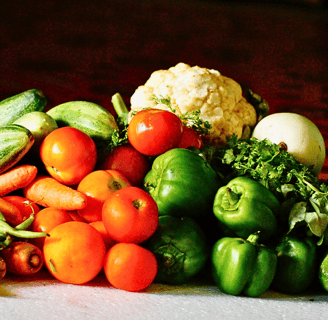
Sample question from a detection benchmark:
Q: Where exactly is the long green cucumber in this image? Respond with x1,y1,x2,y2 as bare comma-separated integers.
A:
0,125,35,174
47,101,118,157
0,89,47,127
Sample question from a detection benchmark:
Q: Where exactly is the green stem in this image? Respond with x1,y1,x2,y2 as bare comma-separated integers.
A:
226,187,240,207
163,253,175,268
303,179,322,194
246,231,261,245
111,93,129,117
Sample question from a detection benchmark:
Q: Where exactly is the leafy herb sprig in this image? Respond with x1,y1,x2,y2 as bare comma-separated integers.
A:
202,134,328,245
151,95,212,136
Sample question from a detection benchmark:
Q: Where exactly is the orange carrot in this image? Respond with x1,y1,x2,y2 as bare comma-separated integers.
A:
0,164,38,197
0,197,22,226
23,175,88,211
0,241,43,276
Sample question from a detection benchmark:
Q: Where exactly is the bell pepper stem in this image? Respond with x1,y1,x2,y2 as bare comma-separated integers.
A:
163,253,175,267
246,231,261,245
225,187,240,207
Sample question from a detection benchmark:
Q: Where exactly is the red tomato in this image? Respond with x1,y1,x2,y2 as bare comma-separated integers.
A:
99,144,151,186
77,170,131,222
103,243,158,292
127,109,183,156
40,127,97,186
102,186,158,244
178,126,204,149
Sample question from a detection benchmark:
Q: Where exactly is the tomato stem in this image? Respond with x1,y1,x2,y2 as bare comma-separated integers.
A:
111,180,123,191
132,199,143,210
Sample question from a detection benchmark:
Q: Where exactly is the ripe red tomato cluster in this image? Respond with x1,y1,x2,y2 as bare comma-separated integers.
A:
29,125,160,291
33,173,159,291
19,109,204,292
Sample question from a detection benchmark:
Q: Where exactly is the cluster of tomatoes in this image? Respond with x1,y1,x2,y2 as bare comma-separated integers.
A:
24,108,203,292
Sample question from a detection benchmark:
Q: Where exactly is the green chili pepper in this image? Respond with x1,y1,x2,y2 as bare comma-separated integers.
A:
211,232,277,297
213,176,279,241
271,235,317,294
143,215,210,284
144,148,222,218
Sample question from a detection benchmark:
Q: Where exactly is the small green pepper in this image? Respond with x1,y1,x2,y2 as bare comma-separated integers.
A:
271,235,317,294
213,176,279,241
144,148,222,218
143,215,210,284
211,232,277,297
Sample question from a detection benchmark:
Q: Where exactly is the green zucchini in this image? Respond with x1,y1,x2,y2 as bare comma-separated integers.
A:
13,111,58,159
0,125,35,174
47,101,118,158
0,89,47,127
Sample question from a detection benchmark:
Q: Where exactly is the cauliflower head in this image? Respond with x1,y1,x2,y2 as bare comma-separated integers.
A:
130,62,257,145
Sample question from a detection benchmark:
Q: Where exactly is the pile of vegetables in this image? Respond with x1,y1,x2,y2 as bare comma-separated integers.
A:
1,63,328,298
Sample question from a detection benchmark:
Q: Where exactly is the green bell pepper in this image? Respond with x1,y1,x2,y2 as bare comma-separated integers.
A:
143,215,210,284
270,235,317,294
144,148,222,218
318,249,328,292
211,232,277,297
213,176,279,241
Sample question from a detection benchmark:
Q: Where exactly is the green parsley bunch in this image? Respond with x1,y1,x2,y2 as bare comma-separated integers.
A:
202,135,328,245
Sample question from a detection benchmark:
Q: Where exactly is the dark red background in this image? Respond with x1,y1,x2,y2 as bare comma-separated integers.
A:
1,0,327,176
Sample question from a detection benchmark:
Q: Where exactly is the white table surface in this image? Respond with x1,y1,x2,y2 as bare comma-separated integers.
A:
1,269,328,320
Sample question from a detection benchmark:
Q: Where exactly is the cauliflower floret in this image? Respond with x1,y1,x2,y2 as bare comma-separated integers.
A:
130,62,257,145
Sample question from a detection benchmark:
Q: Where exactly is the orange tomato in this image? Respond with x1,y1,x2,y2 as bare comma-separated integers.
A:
89,221,116,251
103,243,158,292
67,210,86,222
102,186,158,244
39,127,97,186
100,144,151,186
77,170,131,222
3,195,40,228
31,207,73,249
43,221,106,284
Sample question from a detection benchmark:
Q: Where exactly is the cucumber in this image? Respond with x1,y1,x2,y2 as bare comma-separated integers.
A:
47,101,118,158
0,89,47,127
0,125,35,174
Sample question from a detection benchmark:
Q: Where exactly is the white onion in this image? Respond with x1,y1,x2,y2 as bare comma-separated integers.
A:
252,112,326,176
